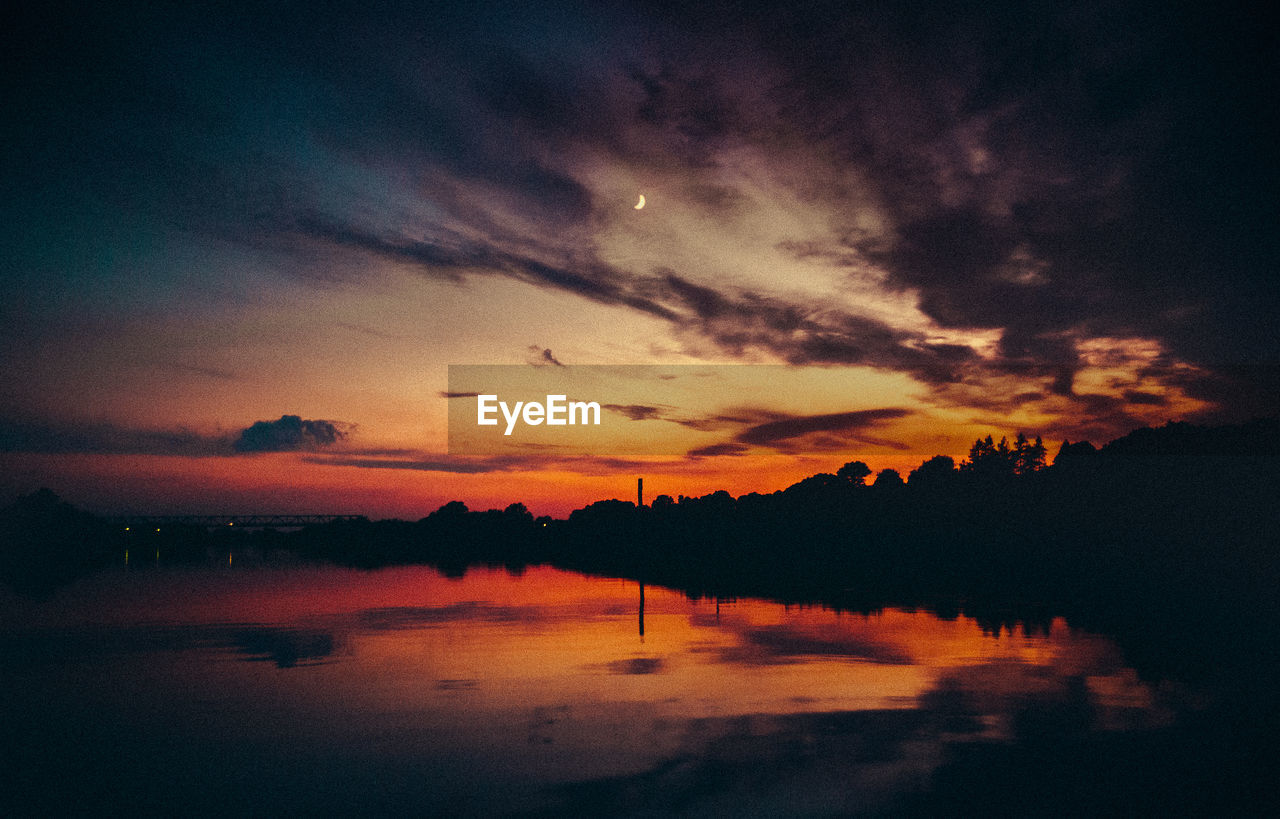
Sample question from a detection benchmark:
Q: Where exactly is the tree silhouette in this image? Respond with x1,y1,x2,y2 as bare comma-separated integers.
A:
1012,432,1047,475
962,433,1045,477
431,500,469,518
873,468,905,489
963,435,1011,477
1053,439,1097,467
837,460,872,485
908,455,956,488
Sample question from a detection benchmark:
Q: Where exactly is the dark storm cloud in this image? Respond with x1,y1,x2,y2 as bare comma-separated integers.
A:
776,1,1278,410
528,0,1277,416
234,415,349,453
1168,365,1280,425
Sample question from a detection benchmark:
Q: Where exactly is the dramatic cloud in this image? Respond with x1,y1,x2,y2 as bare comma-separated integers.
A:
4,0,1276,505
234,415,349,453
295,212,994,384
295,217,678,320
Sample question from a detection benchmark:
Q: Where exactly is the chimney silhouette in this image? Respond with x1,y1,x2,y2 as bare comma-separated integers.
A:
637,477,643,507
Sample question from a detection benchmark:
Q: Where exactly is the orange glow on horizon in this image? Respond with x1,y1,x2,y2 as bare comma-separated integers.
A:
2,449,934,518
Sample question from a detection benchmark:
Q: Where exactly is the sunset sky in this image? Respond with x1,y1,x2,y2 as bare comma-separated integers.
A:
2,0,1276,517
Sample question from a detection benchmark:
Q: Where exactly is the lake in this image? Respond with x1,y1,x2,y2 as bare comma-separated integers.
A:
0,555,1225,815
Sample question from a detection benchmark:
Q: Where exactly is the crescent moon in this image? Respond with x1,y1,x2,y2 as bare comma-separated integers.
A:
634,194,646,210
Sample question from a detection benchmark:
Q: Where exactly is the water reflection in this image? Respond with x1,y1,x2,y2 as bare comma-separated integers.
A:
232,626,336,668
0,563,1185,814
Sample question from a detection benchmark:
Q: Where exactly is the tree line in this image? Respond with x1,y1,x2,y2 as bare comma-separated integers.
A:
5,419,1279,628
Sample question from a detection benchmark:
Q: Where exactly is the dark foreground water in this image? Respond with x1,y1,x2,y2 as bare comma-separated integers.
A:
0,556,1259,815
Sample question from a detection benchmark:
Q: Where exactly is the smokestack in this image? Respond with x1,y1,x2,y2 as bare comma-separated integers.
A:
637,477,643,507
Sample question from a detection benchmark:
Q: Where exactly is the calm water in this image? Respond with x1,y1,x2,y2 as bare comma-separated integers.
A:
1,558,1193,815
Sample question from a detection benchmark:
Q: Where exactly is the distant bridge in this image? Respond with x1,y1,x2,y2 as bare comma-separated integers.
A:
113,514,367,530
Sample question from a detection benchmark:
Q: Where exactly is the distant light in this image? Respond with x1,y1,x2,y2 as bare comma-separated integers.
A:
228,521,234,526
156,528,160,533
124,527,130,532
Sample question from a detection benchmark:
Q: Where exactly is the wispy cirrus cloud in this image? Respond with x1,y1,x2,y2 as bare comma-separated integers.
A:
682,407,913,457
737,409,914,450
686,442,751,458
301,452,685,476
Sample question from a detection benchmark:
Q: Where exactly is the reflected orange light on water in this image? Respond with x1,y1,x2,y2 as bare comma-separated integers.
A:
4,563,1166,730
0,562,1187,814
